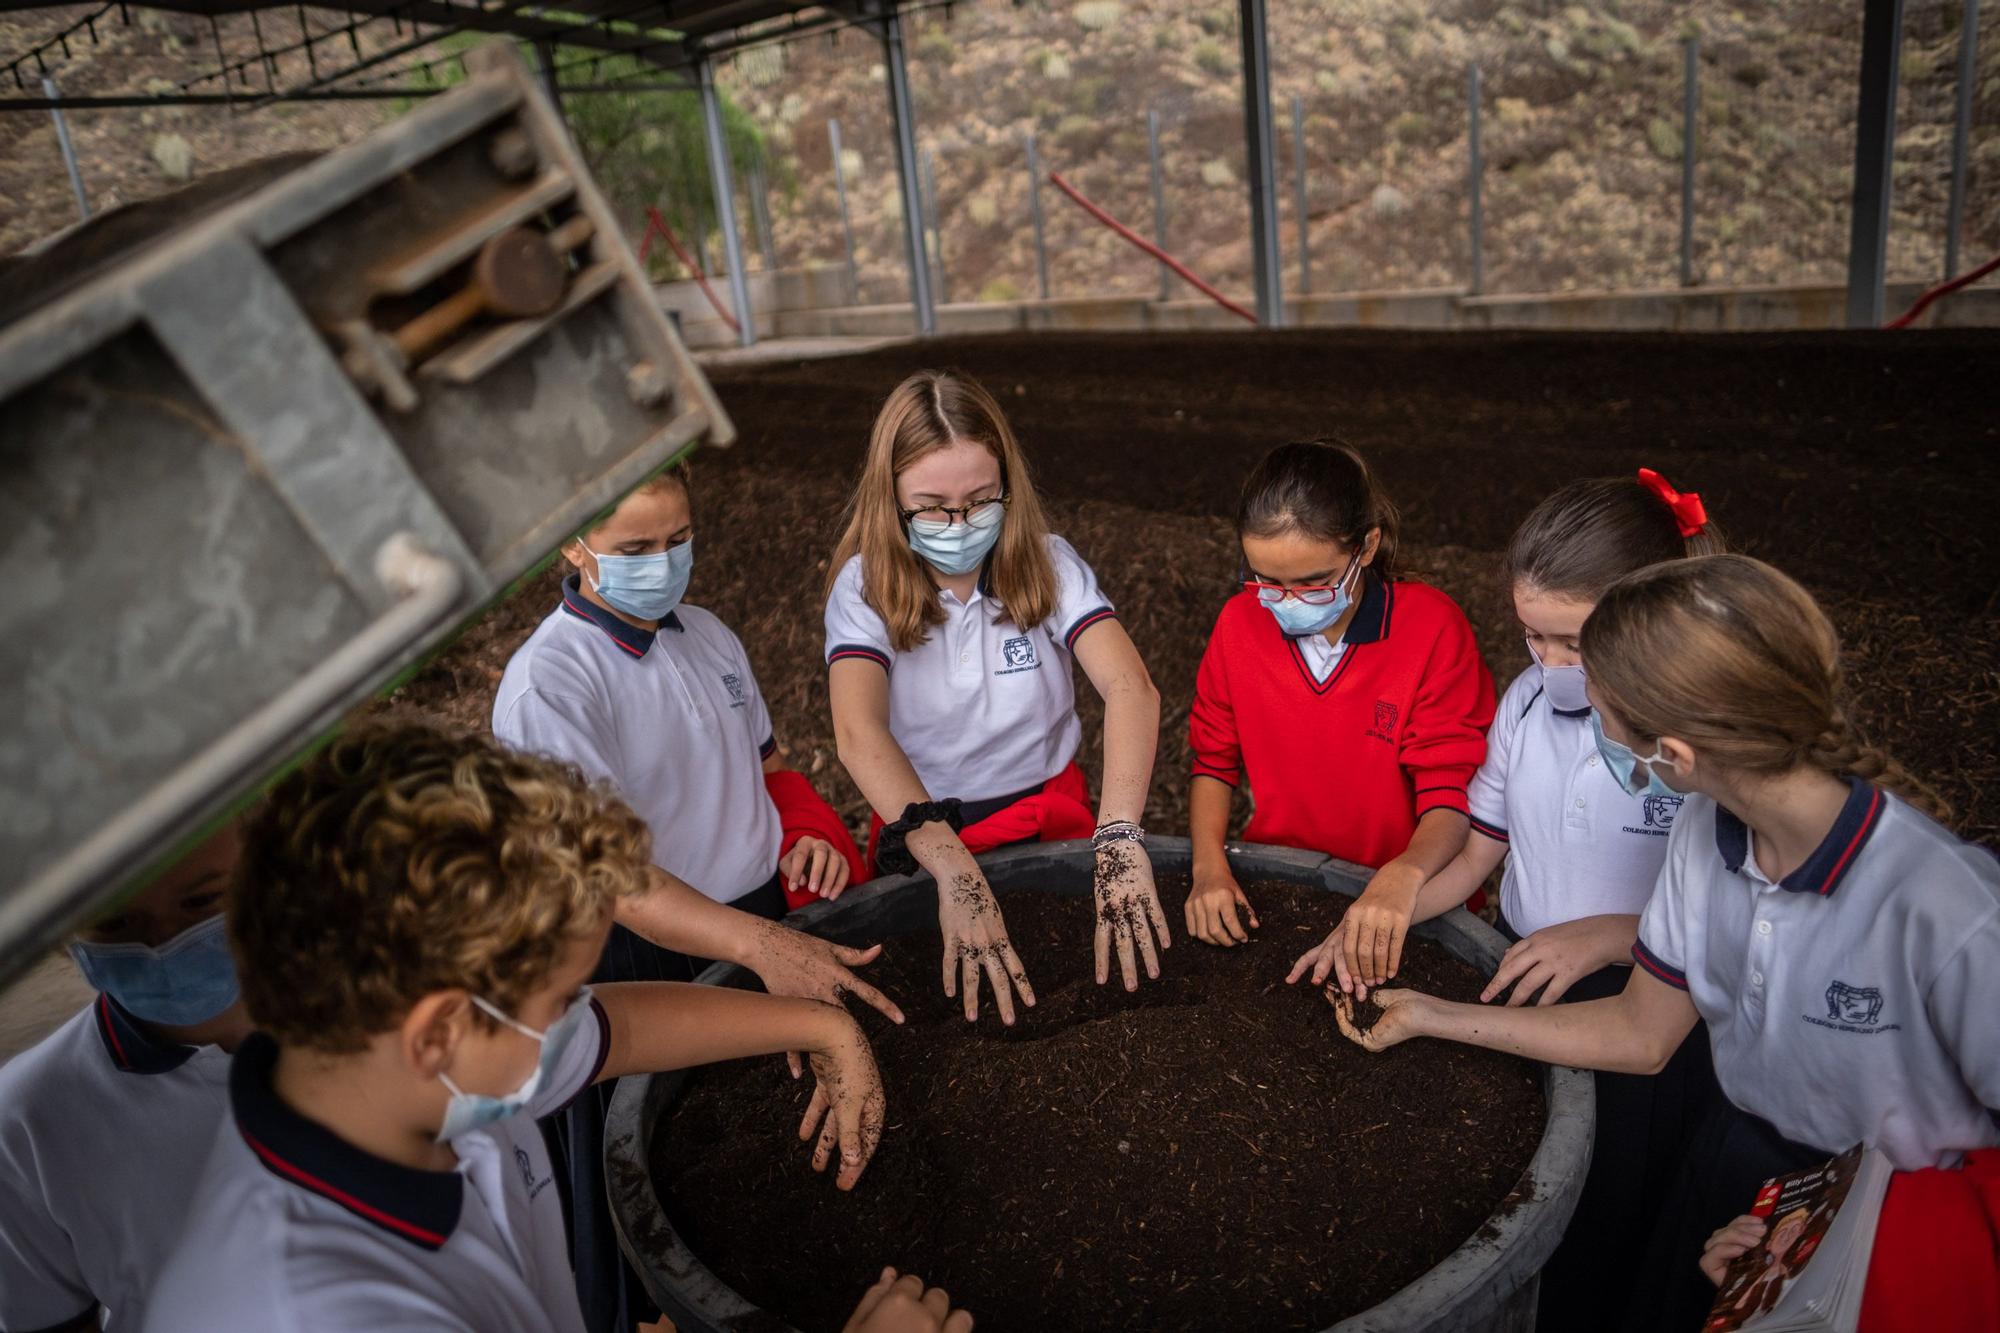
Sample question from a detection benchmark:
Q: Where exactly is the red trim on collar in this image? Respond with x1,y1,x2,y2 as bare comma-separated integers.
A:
561,594,647,657
242,1131,450,1250
1817,785,1884,896
96,994,129,1069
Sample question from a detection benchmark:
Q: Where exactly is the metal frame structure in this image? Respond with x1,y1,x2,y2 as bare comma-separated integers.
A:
1236,0,1282,326
1847,0,1905,328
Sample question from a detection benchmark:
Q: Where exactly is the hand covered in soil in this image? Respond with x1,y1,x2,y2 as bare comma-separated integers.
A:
1480,914,1639,1007
780,835,853,901
938,868,1036,1025
843,1268,974,1333
1286,916,1363,997
1183,859,1259,947
798,1012,888,1191
1700,1215,1768,1286
743,918,905,1076
1325,986,1428,1053
1095,840,1171,989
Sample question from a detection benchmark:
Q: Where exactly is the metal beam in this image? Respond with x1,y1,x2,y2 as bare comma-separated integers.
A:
1946,0,1979,279
875,3,935,336
1237,0,1282,326
697,55,757,347
42,77,90,219
1026,129,1050,300
1680,36,1698,287
1467,63,1484,296
1846,0,1903,327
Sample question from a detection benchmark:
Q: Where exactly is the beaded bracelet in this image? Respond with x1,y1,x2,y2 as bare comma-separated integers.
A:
1092,820,1146,848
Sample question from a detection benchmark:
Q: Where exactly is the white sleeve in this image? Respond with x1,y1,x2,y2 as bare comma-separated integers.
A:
0,1084,94,1330
823,557,894,670
1926,902,2000,1117
1047,534,1117,655
492,688,622,789
1466,665,1535,842
532,996,613,1119
1632,810,1696,991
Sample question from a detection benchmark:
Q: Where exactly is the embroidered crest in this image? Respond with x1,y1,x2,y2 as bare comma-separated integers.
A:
1641,793,1685,829
720,671,747,706
1824,981,1884,1026
1364,700,1399,743
515,1145,552,1200
996,636,1041,674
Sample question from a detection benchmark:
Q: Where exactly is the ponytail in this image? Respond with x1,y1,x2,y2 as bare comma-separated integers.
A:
1507,468,1726,602
1803,713,1951,823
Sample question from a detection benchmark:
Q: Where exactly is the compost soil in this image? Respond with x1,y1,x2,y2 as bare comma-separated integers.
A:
649,880,1544,1332
372,329,2000,850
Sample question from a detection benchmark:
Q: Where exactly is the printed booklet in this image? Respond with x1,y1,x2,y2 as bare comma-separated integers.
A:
1701,1144,1893,1333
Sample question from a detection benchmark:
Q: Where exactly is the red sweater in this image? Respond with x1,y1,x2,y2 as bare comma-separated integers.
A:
1189,577,1496,870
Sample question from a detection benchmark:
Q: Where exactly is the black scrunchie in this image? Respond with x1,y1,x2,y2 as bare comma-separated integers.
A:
875,799,965,877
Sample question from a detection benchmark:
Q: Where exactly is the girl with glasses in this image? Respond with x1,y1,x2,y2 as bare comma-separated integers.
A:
825,370,1169,1025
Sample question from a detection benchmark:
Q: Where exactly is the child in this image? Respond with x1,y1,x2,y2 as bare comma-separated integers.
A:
494,465,894,1330
1289,469,1726,1331
1185,439,1495,947
140,723,888,1333
1328,555,2000,1332
0,825,247,1330
825,370,1167,1024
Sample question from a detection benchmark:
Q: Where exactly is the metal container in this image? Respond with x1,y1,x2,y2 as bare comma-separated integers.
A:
0,42,730,980
606,837,1594,1333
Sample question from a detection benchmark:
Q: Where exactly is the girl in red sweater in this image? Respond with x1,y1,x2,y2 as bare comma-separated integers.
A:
1184,440,1496,946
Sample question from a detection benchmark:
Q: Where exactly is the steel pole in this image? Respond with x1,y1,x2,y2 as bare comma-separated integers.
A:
697,57,757,348
1292,94,1311,298
1238,0,1284,325
878,6,936,336
41,77,90,220
1026,130,1051,300
828,118,860,303
1147,106,1171,302
1846,0,1904,327
1946,0,1979,279
1467,64,1484,296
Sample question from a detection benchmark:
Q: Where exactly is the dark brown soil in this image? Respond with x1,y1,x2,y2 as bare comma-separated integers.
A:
649,881,1544,1332
370,329,2000,851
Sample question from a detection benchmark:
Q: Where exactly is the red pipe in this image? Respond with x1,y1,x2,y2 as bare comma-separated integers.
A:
1885,251,2000,329
639,206,742,335
1046,170,1258,325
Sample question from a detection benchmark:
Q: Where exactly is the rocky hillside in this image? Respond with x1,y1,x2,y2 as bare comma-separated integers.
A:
6,1,1996,300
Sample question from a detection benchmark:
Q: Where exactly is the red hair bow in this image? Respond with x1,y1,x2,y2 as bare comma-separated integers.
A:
1637,467,1707,538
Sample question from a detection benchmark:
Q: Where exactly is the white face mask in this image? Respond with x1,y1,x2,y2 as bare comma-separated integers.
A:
1525,637,1591,714
435,987,594,1142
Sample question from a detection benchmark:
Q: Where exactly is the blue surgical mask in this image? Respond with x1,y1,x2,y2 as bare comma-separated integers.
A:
68,914,241,1027
906,502,1004,576
437,987,595,1142
1257,557,1362,638
1590,710,1686,799
1526,638,1591,714
582,539,692,622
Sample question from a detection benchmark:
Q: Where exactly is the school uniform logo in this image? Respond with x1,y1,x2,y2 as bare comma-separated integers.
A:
515,1146,552,1201
1803,980,1900,1035
720,672,747,708
1642,794,1684,829
996,636,1041,675
1365,701,1399,744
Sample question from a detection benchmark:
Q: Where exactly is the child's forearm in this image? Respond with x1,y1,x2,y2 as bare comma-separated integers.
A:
1094,672,1160,828
615,866,765,966
1404,972,1698,1075
1189,776,1233,870
1395,807,1471,879
593,982,855,1082
1407,833,1508,923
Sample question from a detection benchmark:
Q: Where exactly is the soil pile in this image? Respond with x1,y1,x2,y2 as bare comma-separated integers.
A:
650,881,1544,1332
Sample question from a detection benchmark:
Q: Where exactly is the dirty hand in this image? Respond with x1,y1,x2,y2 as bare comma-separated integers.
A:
798,1010,887,1191
1481,914,1639,1007
1094,839,1171,990
1325,985,1429,1053
938,867,1035,1025
1339,861,1426,993
1700,1215,1768,1286
743,918,904,1077
843,1267,975,1333
1184,858,1259,947
780,835,854,901
1285,916,1362,997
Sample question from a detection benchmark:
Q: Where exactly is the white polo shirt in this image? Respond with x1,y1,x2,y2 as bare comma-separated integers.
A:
493,577,783,903
1468,664,1683,937
138,999,611,1333
0,995,230,1329
823,534,1116,805
1633,781,2000,1170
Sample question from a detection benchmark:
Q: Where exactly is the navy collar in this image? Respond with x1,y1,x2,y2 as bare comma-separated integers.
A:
93,993,198,1076
230,1033,463,1250
1714,777,1886,897
558,573,681,659
1338,572,1393,646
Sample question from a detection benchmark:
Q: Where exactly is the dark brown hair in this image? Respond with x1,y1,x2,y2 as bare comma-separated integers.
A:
1235,439,1400,580
1582,555,1948,820
1507,475,1726,602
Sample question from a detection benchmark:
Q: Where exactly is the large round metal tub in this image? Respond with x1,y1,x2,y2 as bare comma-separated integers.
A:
606,837,1594,1333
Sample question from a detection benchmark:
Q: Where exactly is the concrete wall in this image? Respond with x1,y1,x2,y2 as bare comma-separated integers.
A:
657,265,2000,346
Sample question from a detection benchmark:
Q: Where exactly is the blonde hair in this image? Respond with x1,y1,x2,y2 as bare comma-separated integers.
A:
1581,555,1948,820
231,722,653,1053
828,370,1057,652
